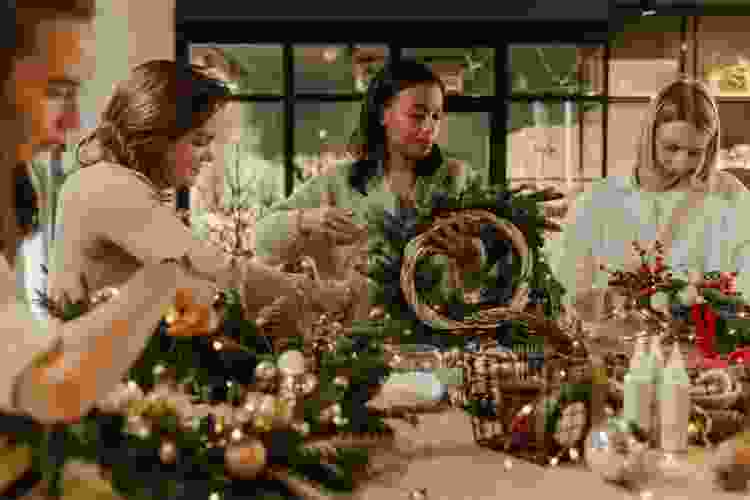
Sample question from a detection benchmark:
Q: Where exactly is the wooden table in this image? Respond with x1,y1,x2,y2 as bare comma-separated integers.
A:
354,409,736,500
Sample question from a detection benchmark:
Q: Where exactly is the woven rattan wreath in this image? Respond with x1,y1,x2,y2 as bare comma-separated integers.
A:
400,209,532,331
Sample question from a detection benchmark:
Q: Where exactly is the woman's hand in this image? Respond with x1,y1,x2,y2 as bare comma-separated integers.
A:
427,220,483,270
299,189,365,245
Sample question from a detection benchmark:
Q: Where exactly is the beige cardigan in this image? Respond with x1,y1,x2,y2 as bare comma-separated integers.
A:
47,162,311,319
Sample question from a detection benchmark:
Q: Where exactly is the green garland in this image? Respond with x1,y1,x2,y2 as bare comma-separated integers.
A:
362,172,565,347
26,286,400,500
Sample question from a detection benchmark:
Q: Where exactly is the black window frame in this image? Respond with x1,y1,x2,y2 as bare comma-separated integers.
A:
176,19,612,210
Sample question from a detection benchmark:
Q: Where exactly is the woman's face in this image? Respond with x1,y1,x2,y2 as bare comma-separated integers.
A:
10,19,94,160
652,120,711,183
381,82,444,162
168,112,221,189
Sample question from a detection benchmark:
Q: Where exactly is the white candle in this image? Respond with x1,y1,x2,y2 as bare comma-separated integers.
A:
564,100,574,193
660,343,691,454
624,339,654,433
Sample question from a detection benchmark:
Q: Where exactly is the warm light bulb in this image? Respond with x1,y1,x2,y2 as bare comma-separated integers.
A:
231,428,243,442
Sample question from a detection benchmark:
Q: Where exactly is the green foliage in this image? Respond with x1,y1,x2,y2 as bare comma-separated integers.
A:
30,283,401,499
363,167,566,345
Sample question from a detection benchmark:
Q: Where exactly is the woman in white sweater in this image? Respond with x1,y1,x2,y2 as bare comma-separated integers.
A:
0,3,182,499
47,60,351,362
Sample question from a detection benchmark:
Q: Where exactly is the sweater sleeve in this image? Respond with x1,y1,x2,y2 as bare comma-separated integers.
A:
549,182,606,312
0,257,58,414
70,165,302,314
253,171,334,265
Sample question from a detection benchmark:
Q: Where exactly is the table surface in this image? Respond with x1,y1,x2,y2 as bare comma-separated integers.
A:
354,408,741,500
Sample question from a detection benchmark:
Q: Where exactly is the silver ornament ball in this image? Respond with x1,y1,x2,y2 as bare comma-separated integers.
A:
159,441,178,464
408,488,428,500
254,361,278,381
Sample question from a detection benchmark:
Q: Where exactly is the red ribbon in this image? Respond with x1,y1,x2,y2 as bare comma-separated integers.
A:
692,303,718,359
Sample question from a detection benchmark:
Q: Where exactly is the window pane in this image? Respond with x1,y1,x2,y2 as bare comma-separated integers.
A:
718,102,750,168
189,44,283,95
402,48,495,96
218,102,285,211
699,16,750,97
609,16,682,97
509,45,605,95
606,102,647,178
507,101,603,196
437,113,490,182
293,102,361,183
293,45,389,94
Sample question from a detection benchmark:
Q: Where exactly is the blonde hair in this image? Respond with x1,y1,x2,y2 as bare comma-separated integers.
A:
634,77,720,192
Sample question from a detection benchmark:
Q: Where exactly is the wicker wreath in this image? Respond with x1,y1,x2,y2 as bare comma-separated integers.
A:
400,209,533,332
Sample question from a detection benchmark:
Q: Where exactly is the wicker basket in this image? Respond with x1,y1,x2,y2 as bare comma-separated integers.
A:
456,345,593,465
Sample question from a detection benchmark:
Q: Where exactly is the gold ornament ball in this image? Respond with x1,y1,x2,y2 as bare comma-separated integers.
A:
278,350,306,377
253,415,274,433
301,373,319,395
225,440,268,480
279,375,296,393
257,394,279,419
243,392,265,414
275,398,296,426
254,361,278,381
233,407,254,425
333,376,350,389
159,441,178,464
408,488,428,500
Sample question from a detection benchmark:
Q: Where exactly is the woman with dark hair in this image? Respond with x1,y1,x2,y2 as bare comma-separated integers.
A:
255,58,481,281
48,60,351,360
254,59,483,403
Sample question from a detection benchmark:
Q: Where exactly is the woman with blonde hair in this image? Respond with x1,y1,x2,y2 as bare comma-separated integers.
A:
552,77,750,323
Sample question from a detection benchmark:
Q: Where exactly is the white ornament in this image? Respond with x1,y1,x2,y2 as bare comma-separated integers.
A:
650,291,670,315
277,350,306,376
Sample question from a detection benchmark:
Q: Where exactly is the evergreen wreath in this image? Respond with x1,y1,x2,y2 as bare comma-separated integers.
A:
360,173,567,350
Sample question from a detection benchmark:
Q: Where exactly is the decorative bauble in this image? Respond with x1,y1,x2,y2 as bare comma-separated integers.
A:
333,376,350,389
319,404,342,423
278,350,306,376
243,392,265,414
369,306,385,320
275,398,296,426
301,373,319,395
650,291,670,315
292,421,310,437
408,488,428,500
98,382,143,413
253,415,273,433
213,403,235,428
254,361,278,381
225,440,267,480
234,407,253,425
279,375,297,395
584,419,647,485
159,441,178,464
553,401,588,449
126,416,151,439
257,395,279,420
